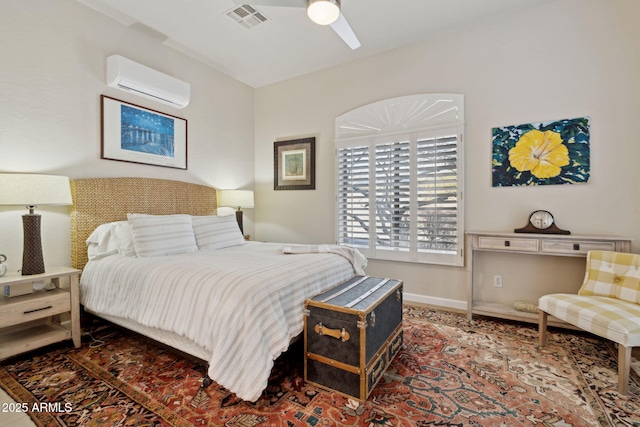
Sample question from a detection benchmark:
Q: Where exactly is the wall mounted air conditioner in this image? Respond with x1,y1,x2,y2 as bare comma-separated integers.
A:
106,55,191,109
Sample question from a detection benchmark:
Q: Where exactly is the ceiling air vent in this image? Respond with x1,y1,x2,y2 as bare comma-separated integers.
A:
226,5,268,29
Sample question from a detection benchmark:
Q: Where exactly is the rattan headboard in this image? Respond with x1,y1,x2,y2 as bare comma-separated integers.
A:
70,177,217,271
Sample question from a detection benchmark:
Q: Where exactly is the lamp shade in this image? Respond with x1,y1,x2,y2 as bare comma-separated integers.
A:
0,174,72,207
219,190,254,209
307,0,340,25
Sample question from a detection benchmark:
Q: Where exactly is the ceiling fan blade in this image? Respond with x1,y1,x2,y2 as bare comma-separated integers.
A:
330,13,361,50
232,0,304,7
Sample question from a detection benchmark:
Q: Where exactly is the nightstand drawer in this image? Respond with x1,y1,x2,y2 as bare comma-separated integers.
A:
477,236,539,252
0,289,70,328
541,239,616,255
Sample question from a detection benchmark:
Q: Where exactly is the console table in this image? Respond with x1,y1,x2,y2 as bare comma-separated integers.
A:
466,231,632,326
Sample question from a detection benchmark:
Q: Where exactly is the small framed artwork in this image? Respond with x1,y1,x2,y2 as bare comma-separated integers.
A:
101,95,188,169
274,137,316,190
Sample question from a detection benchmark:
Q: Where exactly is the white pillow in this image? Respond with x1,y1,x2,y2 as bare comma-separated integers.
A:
86,222,121,260
127,214,198,257
192,215,245,250
113,222,137,257
86,222,119,246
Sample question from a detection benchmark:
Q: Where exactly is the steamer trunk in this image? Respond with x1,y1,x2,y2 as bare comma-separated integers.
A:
304,276,403,401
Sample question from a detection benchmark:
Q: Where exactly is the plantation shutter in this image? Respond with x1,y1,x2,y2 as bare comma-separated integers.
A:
335,94,464,266
337,145,370,247
417,134,459,254
375,140,411,252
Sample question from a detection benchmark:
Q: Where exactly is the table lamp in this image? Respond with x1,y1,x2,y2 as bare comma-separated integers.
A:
219,190,254,235
0,173,73,275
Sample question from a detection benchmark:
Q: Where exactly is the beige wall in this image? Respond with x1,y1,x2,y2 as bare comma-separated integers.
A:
254,0,640,306
1,0,638,309
0,0,255,271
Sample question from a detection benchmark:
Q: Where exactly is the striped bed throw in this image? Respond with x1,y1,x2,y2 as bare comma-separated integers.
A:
282,244,367,275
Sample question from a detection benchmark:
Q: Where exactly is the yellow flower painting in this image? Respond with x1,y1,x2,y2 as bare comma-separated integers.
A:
492,117,590,186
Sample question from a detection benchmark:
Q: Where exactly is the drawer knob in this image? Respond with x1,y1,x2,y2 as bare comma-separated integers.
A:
504,240,511,247
573,243,580,250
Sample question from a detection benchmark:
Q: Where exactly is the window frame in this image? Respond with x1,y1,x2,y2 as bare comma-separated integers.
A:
335,94,464,266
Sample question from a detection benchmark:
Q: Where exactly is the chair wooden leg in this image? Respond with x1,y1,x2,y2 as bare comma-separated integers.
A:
538,310,548,347
618,344,631,395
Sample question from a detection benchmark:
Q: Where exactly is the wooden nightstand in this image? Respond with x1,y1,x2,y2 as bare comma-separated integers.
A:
0,267,81,360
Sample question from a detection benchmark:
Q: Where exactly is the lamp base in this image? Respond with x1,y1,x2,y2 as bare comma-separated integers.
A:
235,209,244,235
22,214,45,275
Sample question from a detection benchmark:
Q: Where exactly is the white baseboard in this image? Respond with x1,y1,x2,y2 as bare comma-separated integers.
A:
404,292,467,311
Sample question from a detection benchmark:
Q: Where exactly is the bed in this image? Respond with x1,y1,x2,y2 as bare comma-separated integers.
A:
70,177,364,402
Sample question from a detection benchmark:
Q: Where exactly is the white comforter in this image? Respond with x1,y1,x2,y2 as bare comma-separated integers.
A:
80,242,359,401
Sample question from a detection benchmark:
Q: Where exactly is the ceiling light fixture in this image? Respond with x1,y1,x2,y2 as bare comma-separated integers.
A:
307,0,340,26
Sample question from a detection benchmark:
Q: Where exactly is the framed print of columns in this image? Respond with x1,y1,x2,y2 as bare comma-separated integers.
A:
492,117,590,187
274,137,316,190
101,95,188,169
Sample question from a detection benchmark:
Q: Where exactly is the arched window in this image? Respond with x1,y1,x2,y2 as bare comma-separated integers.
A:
335,94,464,266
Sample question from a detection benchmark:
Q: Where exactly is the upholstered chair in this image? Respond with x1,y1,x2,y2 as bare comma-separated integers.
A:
538,250,640,395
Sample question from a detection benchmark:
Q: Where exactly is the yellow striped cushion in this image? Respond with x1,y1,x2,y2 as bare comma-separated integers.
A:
578,251,640,304
539,294,640,347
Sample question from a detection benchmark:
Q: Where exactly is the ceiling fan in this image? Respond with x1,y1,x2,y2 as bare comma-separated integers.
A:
234,0,361,49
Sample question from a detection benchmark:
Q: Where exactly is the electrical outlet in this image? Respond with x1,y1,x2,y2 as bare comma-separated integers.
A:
493,275,503,288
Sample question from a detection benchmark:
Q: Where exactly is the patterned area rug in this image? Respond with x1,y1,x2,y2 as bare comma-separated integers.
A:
1,306,638,426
